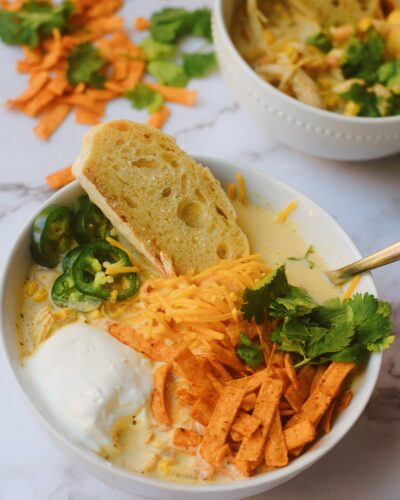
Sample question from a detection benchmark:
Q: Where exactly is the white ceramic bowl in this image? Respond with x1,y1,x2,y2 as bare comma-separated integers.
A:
1,157,381,499
213,0,400,161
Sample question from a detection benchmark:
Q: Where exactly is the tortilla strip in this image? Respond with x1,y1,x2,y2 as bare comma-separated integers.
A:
230,429,244,442
241,392,257,411
284,353,298,390
48,73,69,96
336,390,353,412
151,363,171,427
108,322,175,362
190,399,213,426
286,362,355,428
39,29,62,70
34,103,71,140
310,365,327,394
209,359,232,381
177,388,197,407
173,347,217,405
285,365,317,412
7,71,49,104
320,399,336,433
24,85,55,116
284,421,316,451
231,411,261,438
172,428,203,449
244,368,270,393
205,341,247,374
236,378,284,463
200,379,248,467
265,411,288,467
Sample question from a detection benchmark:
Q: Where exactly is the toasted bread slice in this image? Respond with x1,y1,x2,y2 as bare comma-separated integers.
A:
72,120,249,276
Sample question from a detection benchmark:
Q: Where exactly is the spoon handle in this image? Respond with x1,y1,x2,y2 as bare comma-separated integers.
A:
326,241,400,286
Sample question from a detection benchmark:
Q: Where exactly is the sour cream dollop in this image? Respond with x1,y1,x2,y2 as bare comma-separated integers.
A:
23,323,152,452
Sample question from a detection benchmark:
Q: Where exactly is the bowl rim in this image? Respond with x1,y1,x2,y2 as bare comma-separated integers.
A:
213,0,400,125
0,156,382,495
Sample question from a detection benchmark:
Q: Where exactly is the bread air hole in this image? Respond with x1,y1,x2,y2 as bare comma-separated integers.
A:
162,187,171,197
123,196,137,209
177,200,205,229
217,243,228,259
132,158,154,168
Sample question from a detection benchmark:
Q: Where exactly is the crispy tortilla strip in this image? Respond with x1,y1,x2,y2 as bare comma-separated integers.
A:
241,392,257,411
24,85,55,116
151,363,171,427
320,399,336,433
284,421,316,451
34,103,71,140
45,165,74,189
109,322,175,362
48,73,69,96
285,365,317,412
122,60,146,90
231,411,261,438
199,357,225,393
200,379,248,467
268,347,285,369
234,458,253,477
173,347,217,404
244,368,270,393
209,359,232,381
207,342,247,374
145,82,198,106
39,28,62,70
172,428,202,449
336,390,353,412
177,388,197,406
284,353,298,390
236,378,284,463
230,429,244,442
148,105,170,129
190,399,213,426
7,71,49,105
286,362,355,428
310,365,327,394
265,411,288,467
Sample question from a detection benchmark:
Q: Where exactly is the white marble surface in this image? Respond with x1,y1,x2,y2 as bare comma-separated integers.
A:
0,1,399,499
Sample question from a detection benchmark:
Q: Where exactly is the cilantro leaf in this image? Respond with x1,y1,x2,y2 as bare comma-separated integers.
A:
306,32,332,53
183,51,216,77
242,265,289,324
150,7,212,43
236,333,264,368
139,37,176,60
387,93,400,116
378,60,400,90
125,83,163,112
188,8,212,41
269,286,316,319
341,27,385,85
67,42,107,88
340,83,381,117
148,60,188,87
330,343,365,363
0,0,73,48
150,7,190,43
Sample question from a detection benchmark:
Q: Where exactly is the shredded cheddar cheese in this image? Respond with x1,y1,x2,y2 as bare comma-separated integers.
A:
275,200,298,223
342,275,361,300
235,173,248,205
105,265,139,276
106,236,136,265
227,182,237,200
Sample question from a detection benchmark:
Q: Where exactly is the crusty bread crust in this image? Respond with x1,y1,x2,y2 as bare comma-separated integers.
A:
72,120,249,275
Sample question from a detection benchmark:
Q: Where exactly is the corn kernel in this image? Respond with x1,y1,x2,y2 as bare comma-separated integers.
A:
324,93,340,109
159,458,173,476
358,17,373,32
87,308,101,320
344,101,360,116
32,288,48,303
263,29,275,45
388,9,400,25
24,280,38,296
282,43,298,63
387,26,400,57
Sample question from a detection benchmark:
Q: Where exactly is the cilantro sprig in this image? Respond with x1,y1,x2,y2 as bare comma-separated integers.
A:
306,32,332,53
242,265,394,368
0,0,73,48
150,7,212,44
125,83,164,112
66,42,107,88
236,333,264,368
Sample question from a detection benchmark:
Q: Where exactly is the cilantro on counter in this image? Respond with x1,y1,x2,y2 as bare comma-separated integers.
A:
236,333,264,369
183,51,216,77
67,42,106,88
242,265,394,368
339,83,381,117
0,0,73,48
306,32,332,53
340,27,385,85
150,7,212,44
139,37,176,60
147,60,189,87
125,83,164,112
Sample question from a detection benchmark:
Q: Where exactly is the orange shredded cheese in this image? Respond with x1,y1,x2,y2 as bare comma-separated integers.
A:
106,236,135,264
342,275,361,300
275,200,298,223
235,173,248,205
227,182,237,200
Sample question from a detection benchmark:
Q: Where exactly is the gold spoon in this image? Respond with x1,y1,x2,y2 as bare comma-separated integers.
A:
326,241,400,286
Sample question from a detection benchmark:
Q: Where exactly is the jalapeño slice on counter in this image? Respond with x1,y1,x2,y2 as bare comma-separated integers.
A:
30,205,73,268
51,271,101,313
73,194,112,244
72,239,139,300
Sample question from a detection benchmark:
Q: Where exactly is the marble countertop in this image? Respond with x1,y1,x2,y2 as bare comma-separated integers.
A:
0,1,399,499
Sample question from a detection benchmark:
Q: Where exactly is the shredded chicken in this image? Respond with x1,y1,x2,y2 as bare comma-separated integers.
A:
290,69,325,108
